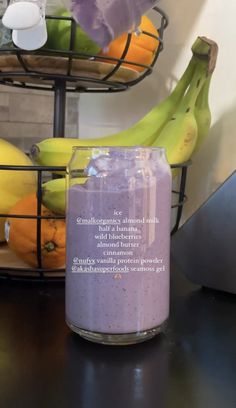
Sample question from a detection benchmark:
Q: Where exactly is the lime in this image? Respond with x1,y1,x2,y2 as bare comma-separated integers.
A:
45,10,100,55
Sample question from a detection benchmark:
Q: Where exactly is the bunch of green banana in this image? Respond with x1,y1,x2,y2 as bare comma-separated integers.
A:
152,60,207,165
151,36,218,169
31,58,195,169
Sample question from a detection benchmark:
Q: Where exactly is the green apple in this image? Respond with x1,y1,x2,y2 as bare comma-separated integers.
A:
45,9,101,55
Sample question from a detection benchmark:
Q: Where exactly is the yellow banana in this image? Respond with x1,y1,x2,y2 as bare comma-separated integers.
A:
42,177,86,214
31,59,195,169
152,62,208,167
193,74,212,153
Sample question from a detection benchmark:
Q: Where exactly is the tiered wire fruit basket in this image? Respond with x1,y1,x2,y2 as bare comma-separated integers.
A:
0,7,190,281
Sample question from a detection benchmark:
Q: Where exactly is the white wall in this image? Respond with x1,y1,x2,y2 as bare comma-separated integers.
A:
79,0,236,221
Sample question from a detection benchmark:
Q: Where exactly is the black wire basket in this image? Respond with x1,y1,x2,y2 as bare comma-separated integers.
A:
0,161,190,282
0,7,168,139
0,7,168,93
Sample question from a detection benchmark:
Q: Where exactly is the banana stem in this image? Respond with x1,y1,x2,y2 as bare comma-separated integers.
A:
177,62,208,113
191,36,218,74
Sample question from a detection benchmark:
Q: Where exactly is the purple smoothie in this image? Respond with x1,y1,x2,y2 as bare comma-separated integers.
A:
66,149,172,336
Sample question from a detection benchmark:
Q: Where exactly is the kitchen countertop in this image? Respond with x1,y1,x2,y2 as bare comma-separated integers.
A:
0,262,236,408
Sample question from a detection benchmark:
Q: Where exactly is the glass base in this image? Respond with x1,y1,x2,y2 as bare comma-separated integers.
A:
67,319,167,345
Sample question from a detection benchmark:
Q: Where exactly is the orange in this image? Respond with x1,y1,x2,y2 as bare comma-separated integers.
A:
6,193,65,269
100,16,160,72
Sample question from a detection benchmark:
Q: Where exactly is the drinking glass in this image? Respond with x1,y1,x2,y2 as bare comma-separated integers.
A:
66,146,172,345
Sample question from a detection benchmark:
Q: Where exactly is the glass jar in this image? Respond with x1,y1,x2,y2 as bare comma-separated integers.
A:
65,146,172,345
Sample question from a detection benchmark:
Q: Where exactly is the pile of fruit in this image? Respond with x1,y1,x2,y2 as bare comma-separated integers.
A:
45,10,160,73
0,36,218,270
0,139,66,269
